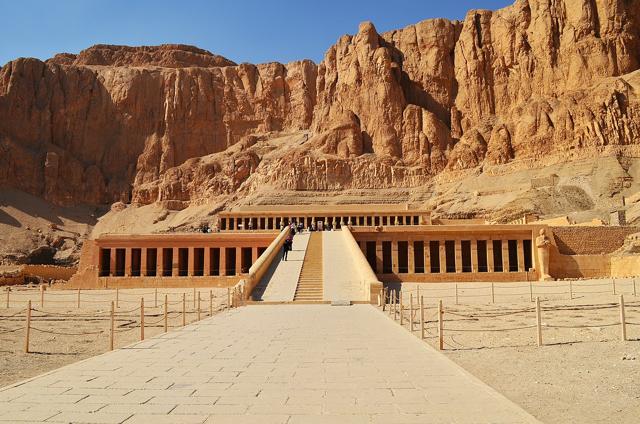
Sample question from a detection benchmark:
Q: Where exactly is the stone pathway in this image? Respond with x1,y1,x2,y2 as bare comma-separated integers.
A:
322,231,367,302
251,233,309,301
0,305,538,423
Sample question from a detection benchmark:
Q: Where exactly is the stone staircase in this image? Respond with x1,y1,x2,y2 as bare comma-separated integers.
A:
293,232,324,301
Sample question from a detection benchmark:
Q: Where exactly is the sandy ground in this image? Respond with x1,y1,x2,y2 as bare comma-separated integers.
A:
389,280,640,424
0,287,230,387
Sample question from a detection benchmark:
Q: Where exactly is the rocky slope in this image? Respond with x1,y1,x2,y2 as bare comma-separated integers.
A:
2,0,640,261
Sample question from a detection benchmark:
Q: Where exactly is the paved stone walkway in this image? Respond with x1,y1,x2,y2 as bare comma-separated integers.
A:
322,232,367,302
0,305,538,423
252,233,309,301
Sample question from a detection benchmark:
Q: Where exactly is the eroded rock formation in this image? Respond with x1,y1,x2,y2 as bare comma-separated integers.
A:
1,0,640,212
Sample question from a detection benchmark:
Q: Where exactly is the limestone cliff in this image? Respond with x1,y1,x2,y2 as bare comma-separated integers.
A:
1,0,640,215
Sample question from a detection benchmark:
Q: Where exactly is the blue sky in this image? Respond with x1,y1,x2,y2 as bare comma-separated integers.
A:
1,0,513,66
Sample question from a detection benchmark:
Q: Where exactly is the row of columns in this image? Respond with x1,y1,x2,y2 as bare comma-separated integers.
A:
220,214,424,230
366,238,532,274
101,246,262,278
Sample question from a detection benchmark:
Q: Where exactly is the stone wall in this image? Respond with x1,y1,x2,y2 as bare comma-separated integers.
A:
551,227,639,255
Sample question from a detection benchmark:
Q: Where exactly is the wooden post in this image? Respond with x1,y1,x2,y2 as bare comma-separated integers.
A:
491,282,495,304
116,287,119,308
164,295,168,333
455,283,458,305
227,287,231,309
569,280,573,300
77,288,81,309
417,285,420,301
154,288,158,308
529,280,533,302
209,290,213,316
109,301,114,351
620,294,627,341
535,297,542,347
634,279,637,297
40,285,44,308
409,294,414,332
140,298,145,341
5,288,9,308
438,299,443,351
420,295,425,340
24,300,31,353
197,292,201,321
613,278,616,295
399,292,404,325
182,293,186,326
193,287,197,308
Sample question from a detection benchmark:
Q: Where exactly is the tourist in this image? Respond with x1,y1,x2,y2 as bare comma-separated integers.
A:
283,235,293,261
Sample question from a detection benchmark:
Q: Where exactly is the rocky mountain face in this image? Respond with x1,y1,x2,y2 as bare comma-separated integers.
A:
1,0,640,215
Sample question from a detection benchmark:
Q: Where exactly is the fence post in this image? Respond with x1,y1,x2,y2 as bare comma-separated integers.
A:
197,292,201,321
399,292,404,326
529,280,533,302
154,288,158,308
24,300,32,353
569,280,573,300
5,288,9,308
140,298,145,341
491,282,495,304
438,299,443,351
40,285,45,308
164,295,168,333
116,287,119,308
420,295,425,340
77,288,81,309
455,283,459,305
227,287,231,309
109,301,114,351
612,278,616,295
634,279,637,297
193,287,197,308
182,293,186,327
620,294,627,341
535,297,542,347
209,290,213,316
409,294,414,332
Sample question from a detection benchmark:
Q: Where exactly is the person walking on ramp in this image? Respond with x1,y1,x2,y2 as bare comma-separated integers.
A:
282,235,293,261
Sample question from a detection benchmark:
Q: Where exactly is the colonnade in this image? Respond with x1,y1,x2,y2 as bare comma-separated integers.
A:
358,237,534,275
99,245,268,278
219,214,425,230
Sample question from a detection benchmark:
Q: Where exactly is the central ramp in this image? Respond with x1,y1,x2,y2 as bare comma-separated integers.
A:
0,305,539,423
293,232,323,301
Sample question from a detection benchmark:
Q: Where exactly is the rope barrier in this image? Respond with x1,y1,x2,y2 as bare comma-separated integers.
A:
0,309,27,318
30,327,104,336
444,324,537,332
0,326,24,334
545,322,620,329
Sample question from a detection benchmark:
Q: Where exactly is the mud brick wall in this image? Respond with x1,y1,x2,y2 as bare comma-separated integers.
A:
552,227,639,255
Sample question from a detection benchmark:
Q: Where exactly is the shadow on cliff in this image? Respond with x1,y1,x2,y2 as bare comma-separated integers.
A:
0,208,21,227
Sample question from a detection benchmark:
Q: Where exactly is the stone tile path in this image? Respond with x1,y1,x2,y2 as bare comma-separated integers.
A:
0,305,538,423
322,232,367,302
251,233,309,301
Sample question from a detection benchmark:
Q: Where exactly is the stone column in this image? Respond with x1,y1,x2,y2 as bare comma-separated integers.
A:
517,239,525,272
487,240,494,272
391,240,399,274
408,239,415,273
141,248,147,277
109,248,116,277
124,248,132,277
204,248,211,276
235,247,242,276
502,241,510,272
375,241,383,274
188,247,195,276
156,248,163,277
439,241,447,273
220,247,227,276
470,240,478,273
424,240,431,273
455,240,462,273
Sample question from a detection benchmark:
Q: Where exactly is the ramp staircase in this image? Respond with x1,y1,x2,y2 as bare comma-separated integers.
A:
293,232,324,301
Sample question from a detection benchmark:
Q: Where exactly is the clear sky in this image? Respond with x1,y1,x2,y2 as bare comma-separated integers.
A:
1,0,513,66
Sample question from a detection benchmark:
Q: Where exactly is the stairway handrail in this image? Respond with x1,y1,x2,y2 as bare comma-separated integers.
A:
342,227,383,303
238,228,290,300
